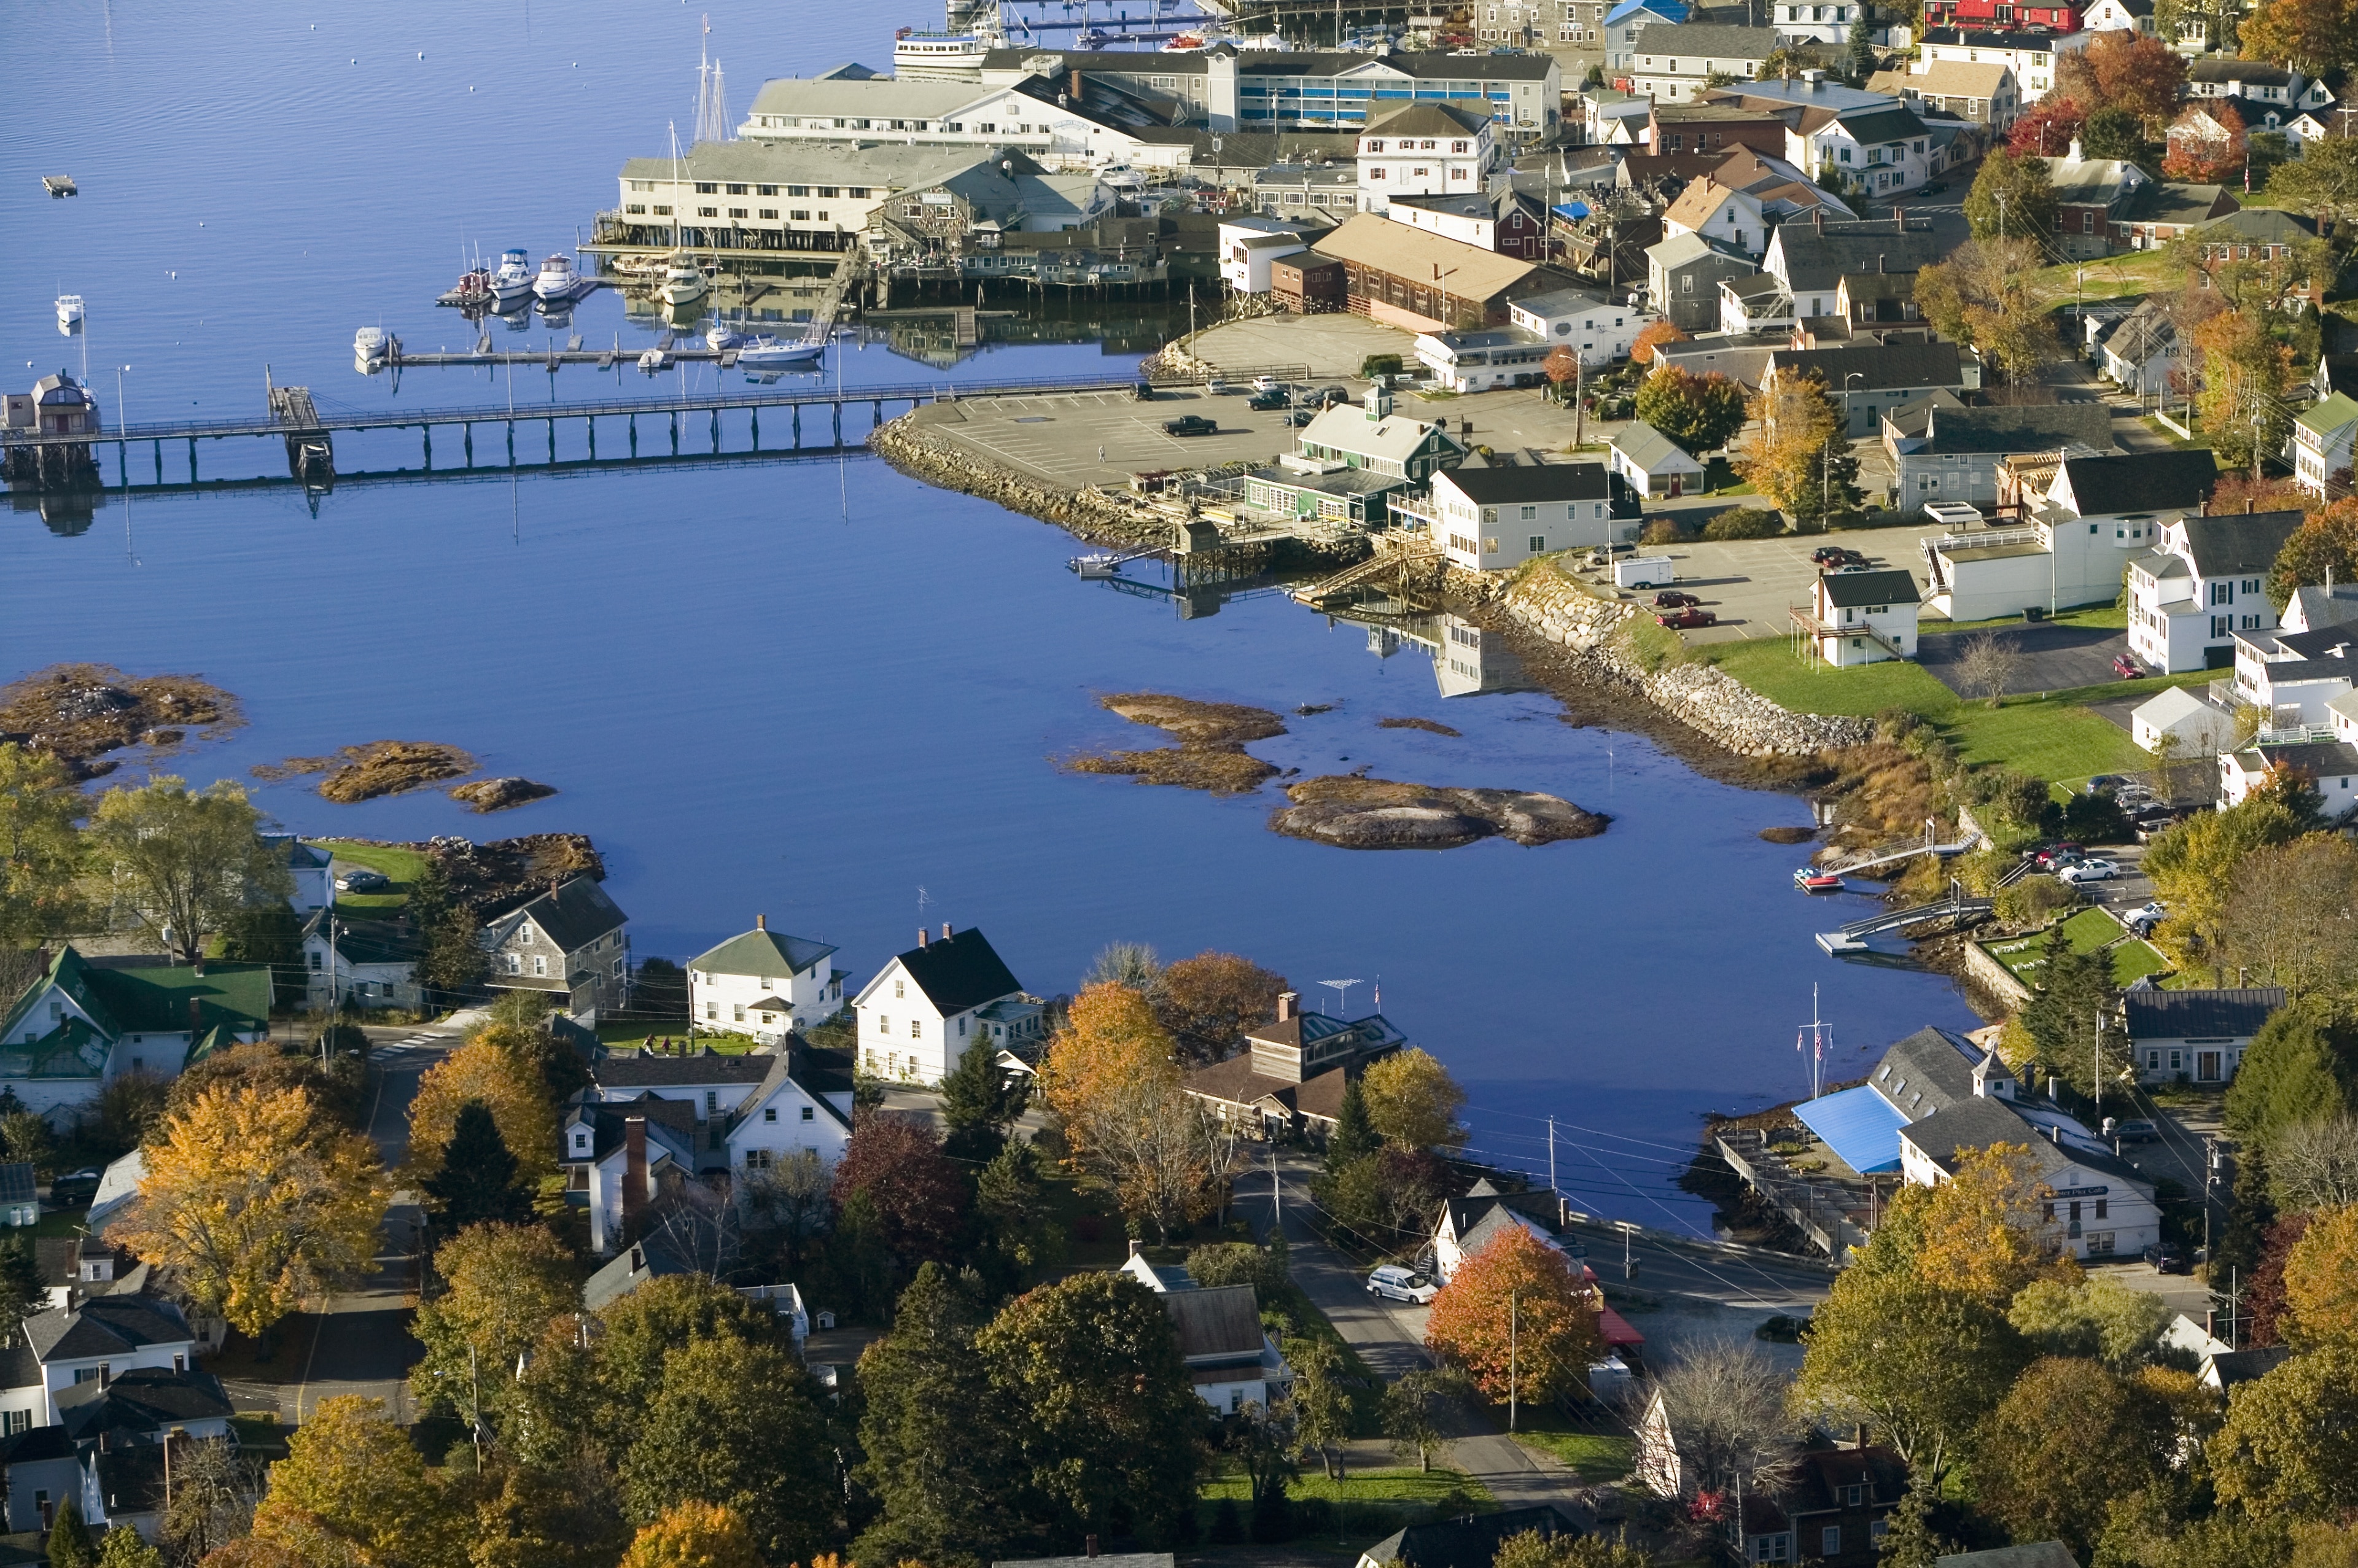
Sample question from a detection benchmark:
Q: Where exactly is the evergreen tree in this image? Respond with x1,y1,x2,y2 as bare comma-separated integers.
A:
217,902,305,1007
941,1039,1030,1165
1845,6,1877,83
2214,1144,2275,1302
854,1263,1024,1567
0,1235,45,1348
422,1100,529,1230
1325,1077,1379,1173
409,855,487,1004
47,1500,97,1568
1875,1478,1958,1568
2019,947,2126,1097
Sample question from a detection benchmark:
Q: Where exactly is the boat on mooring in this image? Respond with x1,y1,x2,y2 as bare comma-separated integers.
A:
734,326,825,371
533,253,581,301
55,295,84,333
438,266,494,308
489,249,535,306
354,325,390,362
1794,869,1845,894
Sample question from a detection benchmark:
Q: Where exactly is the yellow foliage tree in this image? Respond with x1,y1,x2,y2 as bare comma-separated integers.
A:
251,1396,465,1568
1360,1049,1468,1151
619,1501,764,1568
408,1025,560,1187
410,1222,580,1429
1037,984,1179,1162
115,1085,387,1338
1913,1141,2074,1303
2283,1203,2358,1349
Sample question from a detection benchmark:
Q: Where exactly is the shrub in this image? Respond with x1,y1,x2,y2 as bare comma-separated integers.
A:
1293,1499,1336,1537
1250,1489,1294,1543
1360,353,1404,379
1701,506,1783,540
1996,877,2078,928
1208,1498,1243,1545
1875,707,1924,743
2055,791,2133,845
1638,516,1691,545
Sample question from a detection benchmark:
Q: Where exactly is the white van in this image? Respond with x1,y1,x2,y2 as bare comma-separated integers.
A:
1367,1265,1439,1304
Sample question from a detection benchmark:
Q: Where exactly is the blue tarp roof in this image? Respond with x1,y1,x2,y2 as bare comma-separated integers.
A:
1552,201,1592,220
1794,1084,1908,1176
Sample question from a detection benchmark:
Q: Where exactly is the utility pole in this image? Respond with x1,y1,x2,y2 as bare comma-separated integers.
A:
1572,354,1584,449
1271,1144,1282,1232
470,1343,484,1474
2093,1009,2101,1119
1548,1115,1558,1197
1508,1289,1519,1431
1996,188,2006,243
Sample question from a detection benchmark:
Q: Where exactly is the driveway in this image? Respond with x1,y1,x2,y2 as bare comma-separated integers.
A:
1916,619,2133,696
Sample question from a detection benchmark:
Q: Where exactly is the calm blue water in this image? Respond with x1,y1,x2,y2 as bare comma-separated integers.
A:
2,0,1977,1229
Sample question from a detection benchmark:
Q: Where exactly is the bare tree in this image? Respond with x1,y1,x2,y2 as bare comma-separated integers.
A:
645,1177,744,1280
159,1435,259,1566
1641,1341,1803,1501
2220,836,2358,1002
1956,632,2025,709
2144,729,2182,807
739,1151,835,1275
2271,1114,2358,1212
1070,1074,1215,1241
1081,941,1163,992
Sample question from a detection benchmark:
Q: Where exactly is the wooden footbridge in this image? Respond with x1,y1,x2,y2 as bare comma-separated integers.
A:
2,372,1139,489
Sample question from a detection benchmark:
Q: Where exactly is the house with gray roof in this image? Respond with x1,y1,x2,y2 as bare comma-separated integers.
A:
1416,460,1639,569
1182,991,1407,1143
1625,23,1780,104
1115,1257,1294,1416
1884,402,2117,508
721,1044,855,1177
484,875,630,1019
2122,987,2282,1086
559,1093,698,1253
2230,621,2358,726
2036,146,2152,257
2096,296,2181,397
1359,1505,1579,1568
1611,421,1710,499
1764,339,1975,436
1645,229,1758,332
2127,503,2304,673
688,916,844,1041
300,909,422,1012
2222,735,2358,815
1294,386,1468,481
1760,217,1947,324
2117,182,2240,250
0,1294,198,1434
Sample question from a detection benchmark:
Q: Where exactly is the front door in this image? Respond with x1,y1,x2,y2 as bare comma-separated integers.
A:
2198,1050,2222,1082
1668,473,1683,497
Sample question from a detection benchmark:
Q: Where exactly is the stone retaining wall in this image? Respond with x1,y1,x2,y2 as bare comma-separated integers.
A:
869,416,1170,548
1961,938,2034,1007
1471,564,1877,758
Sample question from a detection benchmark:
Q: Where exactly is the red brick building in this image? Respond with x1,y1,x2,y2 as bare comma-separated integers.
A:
1920,0,2080,29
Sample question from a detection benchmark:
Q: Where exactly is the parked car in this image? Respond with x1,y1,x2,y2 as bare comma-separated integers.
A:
2144,1241,2190,1275
2112,654,2144,680
1132,381,1157,402
2033,842,2084,869
1162,414,1218,437
1367,1265,1439,1304
1309,385,1350,409
1654,590,1701,608
1288,408,1317,427
1251,375,1282,392
335,868,389,893
2125,899,2167,927
49,1168,102,1206
1810,545,1849,565
1247,389,1291,411
1204,378,1232,396
2110,1119,2160,1143
2058,857,2120,883
1656,607,1718,629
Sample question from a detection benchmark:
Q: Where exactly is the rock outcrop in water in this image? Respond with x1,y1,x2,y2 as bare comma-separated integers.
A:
1062,693,1286,794
1269,777,1607,850
0,664,240,777
450,777,558,813
257,741,479,803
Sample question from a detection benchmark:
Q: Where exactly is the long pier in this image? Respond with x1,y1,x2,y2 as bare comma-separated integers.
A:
3,373,1141,488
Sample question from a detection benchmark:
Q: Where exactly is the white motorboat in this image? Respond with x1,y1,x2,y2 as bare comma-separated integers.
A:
489,248,535,305
734,327,825,371
532,252,579,301
658,259,709,307
637,347,668,372
55,294,84,332
354,325,389,360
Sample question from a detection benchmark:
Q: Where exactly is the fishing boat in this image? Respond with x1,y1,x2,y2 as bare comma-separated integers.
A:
489,249,535,306
55,295,84,332
657,258,709,307
734,325,825,371
533,253,580,301
438,266,494,308
1794,869,1845,894
353,325,390,360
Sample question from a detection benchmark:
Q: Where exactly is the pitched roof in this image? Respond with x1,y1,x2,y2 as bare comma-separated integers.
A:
1365,101,1492,139
2298,392,2358,438
1869,1025,1986,1119
1768,223,1949,292
1819,568,1921,608
2189,58,2294,86
1835,105,1931,144
2123,182,2237,228
1768,340,1965,392
1361,1506,1577,1568
593,1047,777,1090
1311,212,1565,302
300,909,421,968
1632,21,1780,59
0,1425,76,1464
24,1294,192,1364
1934,1547,2080,1568
497,875,628,952
582,1233,702,1313
688,926,839,979
2054,451,2219,515
1915,403,2117,456
1298,402,1461,464
1908,60,2015,96
890,928,1023,1016
2122,987,2284,1040
1161,1283,1266,1361
1613,421,1708,471
1436,462,1614,505
1,947,272,1047
2036,152,2146,203
725,1045,855,1136
2177,508,2305,576
55,1367,233,1442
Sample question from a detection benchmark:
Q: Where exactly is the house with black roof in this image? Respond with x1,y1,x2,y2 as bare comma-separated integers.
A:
2228,622,2358,728
2122,986,2282,1086
1883,402,2117,510
1762,340,1975,437
686,915,844,1042
1797,568,1922,667
1357,1505,1579,1568
1414,460,1640,572
482,874,631,1018
721,1044,855,1175
2220,735,2358,817
0,1294,198,1434
559,1092,698,1254
0,1423,77,1530
852,924,1034,1085
2127,502,2305,672
300,909,424,1012
54,1366,233,1447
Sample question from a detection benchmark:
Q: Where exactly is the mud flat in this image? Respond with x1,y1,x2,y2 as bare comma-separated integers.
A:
1269,776,1608,850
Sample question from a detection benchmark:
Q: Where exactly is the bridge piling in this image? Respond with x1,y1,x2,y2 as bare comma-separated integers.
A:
187,438,196,484
750,408,758,451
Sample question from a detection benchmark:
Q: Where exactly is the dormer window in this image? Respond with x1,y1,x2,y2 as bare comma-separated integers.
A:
572,1131,589,1152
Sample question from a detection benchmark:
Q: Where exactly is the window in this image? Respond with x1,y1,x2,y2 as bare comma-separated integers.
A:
733,1004,745,1022
802,1104,815,1121
704,1000,717,1019
758,184,777,196
745,1149,773,1170
878,1014,890,1034
695,182,717,193
625,203,647,214
911,1019,922,1038
894,979,905,998
2096,1198,2109,1219
728,207,748,219
698,206,717,217
1823,1529,1841,1556
1483,536,1499,553
1846,1484,1864,1507
652,204,672,216
1529,535,1547,552
532,955,547,977
573,1130,590,1152
818,186,839,198
788,185,810,196
725,183,747,195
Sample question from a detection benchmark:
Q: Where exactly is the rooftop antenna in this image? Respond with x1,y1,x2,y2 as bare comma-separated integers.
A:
1317,979,1361,1016
1797,983,1831,1100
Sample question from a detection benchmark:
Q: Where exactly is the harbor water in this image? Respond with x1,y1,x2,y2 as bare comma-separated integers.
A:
0,0,1979,1230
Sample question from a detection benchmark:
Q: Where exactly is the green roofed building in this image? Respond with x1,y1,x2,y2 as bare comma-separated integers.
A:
0,947,271,1118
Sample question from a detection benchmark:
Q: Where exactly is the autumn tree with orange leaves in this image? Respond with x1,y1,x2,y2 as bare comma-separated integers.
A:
1912,1141,2078,1303
1425,1225,1603,1409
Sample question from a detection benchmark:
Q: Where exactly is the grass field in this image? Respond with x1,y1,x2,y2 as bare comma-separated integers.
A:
1200,1464,1495,1510
593,1020,757,1052
313,839,429,915
1982,906,2171,988
1509,1422,1638,1482
1702,639,2154,782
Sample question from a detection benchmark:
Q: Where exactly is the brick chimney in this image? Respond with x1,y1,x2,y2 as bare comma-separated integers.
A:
917,927,928,948
622,1117,648,1233
1276,990,1298,1022
757,914,766,931
941,922,952,940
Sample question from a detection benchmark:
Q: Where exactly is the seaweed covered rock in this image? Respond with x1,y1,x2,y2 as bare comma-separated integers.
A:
1269,777,1607,850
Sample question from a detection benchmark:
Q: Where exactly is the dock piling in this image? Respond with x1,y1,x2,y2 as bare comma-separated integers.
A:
710,408,719,454
750,408,758,451
187,437,197,484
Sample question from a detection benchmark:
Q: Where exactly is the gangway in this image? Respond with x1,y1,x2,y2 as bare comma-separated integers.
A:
1816,886,1993,953
1290,541,1442,606
1819,817,1983,879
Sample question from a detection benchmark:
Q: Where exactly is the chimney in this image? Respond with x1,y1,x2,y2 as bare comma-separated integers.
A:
1070,67,1084,100
942,922,952,940
1277,990,1298,1021
2068,135,2083,160
918,927,928,947
756,914,766,931
2246,499,2254,513
622,1117,648,1233
1877,253,1886,273
1129,1239,1143,1258
1086,1538,1100,1560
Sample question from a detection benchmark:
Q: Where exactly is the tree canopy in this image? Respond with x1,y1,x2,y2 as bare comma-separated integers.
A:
1964,151,2060,245
1633,365,1748,456
1975,1356,2174,1558
407,1026,561,1190
1360,1048,1467,1151
1425,1225,1603,1407
250,1395,465,1568
86,777,290,964
1150,951,1289,1066
2210,1345,2358,1519
410,1222,579,1429
1736,368,1861,527
1796,1268,2029,1481
0,743,90,947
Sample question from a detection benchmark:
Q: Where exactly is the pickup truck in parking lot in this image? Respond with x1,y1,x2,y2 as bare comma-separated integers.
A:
1162,414,1218,437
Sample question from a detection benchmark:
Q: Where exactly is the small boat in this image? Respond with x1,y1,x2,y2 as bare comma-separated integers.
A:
637,347,668,372
438,267,494,308
609,252,667,279
706,321,745,351
1795,869,1845,894
55,294,84,330
658,258,709,307
354,325,390,360
489,248,535,305
735,328,824,371
1071,552,1122,578
533,253,580,300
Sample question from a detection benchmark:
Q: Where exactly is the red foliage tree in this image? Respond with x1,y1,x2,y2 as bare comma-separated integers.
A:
2164,100,2247,184
832,1111,969,1263
2009,98,2090,158
1424,1224,1604,1405
2246,1211,2313,1348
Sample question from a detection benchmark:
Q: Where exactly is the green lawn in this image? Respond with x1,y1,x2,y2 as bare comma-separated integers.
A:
1926,602,2125,635
1702,639,2152,782
1982,907,2171,988
1509,1425,1638,1482
313,839,430,915
594,1020,757,1052
1200,1465,1495,1509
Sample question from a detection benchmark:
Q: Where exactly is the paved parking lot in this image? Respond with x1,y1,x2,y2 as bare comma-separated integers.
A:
1918,619,2135,696
1567,523,1951,644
